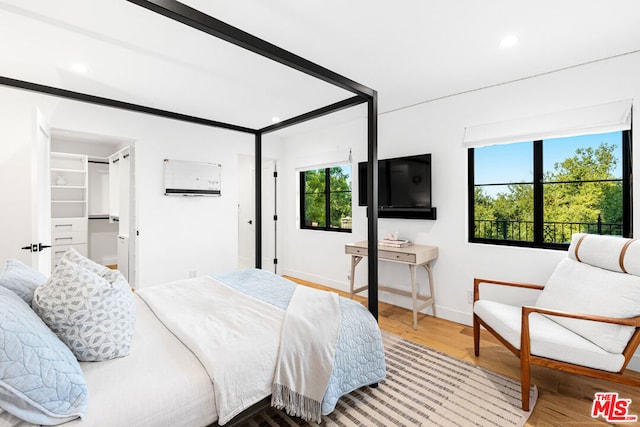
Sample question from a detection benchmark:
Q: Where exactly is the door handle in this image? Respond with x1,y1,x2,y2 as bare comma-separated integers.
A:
248,220,253,224
21,243,52,252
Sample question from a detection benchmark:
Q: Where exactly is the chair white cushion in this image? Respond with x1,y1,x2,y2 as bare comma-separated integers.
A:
567,233,634,273
535,258,640,354
474,300,625,372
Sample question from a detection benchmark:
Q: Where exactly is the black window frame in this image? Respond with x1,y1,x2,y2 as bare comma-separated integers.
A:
468,129,632,250
299,166,353,233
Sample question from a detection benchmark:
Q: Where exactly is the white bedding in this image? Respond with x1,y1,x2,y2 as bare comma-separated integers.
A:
272,283,340,423
137,276,285,426
0,296,217,427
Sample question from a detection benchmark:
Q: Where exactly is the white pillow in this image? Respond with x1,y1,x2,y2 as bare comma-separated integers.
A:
32,257,136,362
535,258,640,354
0,259,47,305
0,286,88,425
59,247,112,276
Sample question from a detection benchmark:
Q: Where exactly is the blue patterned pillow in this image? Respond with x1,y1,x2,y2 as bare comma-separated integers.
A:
0,286,88,425
0,259,47,305
33,258,136,362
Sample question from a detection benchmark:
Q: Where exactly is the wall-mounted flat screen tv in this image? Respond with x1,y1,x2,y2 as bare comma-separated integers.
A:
358,153,435,219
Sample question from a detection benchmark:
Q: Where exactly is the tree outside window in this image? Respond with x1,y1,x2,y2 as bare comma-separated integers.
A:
469,130,631,249
300,165,352,232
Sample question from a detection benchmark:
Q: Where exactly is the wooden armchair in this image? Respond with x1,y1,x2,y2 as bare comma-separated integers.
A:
473,233,640,411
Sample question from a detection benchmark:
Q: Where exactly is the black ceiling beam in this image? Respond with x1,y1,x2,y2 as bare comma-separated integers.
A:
259,95,366,135
127,0,375,100
0,75,257,134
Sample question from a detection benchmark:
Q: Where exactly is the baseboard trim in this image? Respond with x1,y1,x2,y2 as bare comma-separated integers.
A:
281,269,475,325
280,268,349,293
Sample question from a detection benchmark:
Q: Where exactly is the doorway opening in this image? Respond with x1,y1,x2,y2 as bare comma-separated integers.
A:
237,155,278,273
50,129,137,287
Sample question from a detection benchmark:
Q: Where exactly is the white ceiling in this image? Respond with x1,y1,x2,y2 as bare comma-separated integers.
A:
1,0,640,130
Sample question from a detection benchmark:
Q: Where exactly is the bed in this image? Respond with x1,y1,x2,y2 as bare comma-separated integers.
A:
0,262,386,427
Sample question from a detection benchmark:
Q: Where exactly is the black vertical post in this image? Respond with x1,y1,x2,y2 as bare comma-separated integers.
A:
622,128,632,238
533,141,543,244
367,93,379,321
255,132,262,268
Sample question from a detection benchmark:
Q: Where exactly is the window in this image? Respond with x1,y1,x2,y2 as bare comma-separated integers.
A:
469,130,631,249
300,165,352,232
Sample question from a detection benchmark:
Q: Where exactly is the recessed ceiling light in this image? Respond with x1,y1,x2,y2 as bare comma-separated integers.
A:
271,116,281,123
71,63,88,73
499,35,519,48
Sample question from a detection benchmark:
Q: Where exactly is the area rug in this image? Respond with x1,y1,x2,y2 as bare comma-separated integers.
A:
245,331,537,426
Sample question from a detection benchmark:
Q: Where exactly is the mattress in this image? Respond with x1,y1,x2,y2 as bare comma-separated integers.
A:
0,296,217,427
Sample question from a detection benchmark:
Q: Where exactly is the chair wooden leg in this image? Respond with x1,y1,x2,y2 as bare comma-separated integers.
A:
520,355,531,411
473,314,480,356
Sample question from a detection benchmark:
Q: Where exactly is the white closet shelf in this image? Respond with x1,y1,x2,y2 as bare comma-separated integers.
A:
51,168,86,173
51,200,87,203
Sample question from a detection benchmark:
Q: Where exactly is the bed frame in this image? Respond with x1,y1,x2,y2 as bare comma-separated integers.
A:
0,0,380,319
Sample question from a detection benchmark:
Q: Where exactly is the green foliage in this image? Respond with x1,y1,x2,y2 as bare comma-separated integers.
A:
303,166,352,229
474,142,622,242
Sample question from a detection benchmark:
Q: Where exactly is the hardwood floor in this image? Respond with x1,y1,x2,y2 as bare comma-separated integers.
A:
286,276,640,426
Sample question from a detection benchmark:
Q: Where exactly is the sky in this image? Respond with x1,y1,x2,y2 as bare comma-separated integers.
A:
474,131,622,196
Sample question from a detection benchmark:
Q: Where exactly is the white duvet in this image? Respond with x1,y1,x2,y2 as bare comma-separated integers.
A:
137,276,285,425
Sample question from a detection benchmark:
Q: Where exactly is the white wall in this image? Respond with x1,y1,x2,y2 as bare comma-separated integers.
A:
0,85,259,288
279,52,640,331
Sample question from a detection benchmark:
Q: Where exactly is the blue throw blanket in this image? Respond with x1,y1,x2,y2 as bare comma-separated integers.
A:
211,269,386,414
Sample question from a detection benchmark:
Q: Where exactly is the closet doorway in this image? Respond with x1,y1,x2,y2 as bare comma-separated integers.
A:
237,155,277,273
50,129,136,287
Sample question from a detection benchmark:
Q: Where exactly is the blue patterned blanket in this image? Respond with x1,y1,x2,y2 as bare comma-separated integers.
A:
211,269,386,414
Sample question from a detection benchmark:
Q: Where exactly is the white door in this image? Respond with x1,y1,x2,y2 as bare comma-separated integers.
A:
236,155,278,272
0,109,51,274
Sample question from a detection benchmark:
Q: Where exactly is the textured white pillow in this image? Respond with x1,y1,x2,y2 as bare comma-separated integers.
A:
535,258,640,354
32,257,136,362
0,259,47,305
59,247,112,276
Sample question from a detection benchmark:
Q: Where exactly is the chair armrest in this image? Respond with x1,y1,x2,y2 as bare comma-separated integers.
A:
473,278,544,303
519,306,640,359
522,305,640,327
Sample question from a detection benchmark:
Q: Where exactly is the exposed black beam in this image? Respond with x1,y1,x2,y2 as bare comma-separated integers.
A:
127,0,375,99
0,75,256,134
4,0,381,320
367,92,379,320
260,96,366,134
255,133,262,268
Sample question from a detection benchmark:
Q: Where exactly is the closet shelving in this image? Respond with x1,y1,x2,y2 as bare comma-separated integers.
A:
50,152,88,218
50,152,89,267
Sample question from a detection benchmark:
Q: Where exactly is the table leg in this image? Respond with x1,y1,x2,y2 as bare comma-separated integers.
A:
422,262,436,317
349,256,362,298
409,264,418,329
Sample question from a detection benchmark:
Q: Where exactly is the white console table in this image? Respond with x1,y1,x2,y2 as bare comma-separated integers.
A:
345,240,438,329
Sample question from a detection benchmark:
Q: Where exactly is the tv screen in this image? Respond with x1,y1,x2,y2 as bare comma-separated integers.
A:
358,153,432,209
